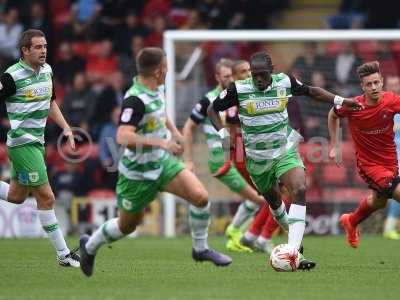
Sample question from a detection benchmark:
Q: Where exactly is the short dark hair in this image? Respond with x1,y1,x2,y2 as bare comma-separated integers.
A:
232,60,248,75
250,51,274,71
215,58,233,74
18,29,46,55
136,47,165,76
357,61,380,79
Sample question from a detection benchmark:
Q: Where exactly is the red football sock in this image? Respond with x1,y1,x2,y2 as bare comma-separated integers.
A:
260,213,279,239
249,203,269,235
349,198,377,227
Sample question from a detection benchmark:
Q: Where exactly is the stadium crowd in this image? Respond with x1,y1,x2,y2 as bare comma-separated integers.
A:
0,0,400,201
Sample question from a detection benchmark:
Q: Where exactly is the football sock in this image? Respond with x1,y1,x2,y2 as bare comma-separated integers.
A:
270,201,289,231
189,202,210,251
288,204,306,250
86,218,125,255
260,214,279,239
231,200,258,228
243,231,257,241
384,217,397,232
249,203,269,235
38,209,70,258
349,198,376,227
0,181,10,201
255,236,271,249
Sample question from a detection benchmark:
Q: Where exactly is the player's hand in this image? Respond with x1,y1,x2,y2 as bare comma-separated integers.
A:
342,98,364,110
329,145,341,167
212,161,231,177
164,140,183,156
63,127,75,150
185,160,195,172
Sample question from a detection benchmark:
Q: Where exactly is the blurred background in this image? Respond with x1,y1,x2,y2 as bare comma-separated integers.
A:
1,0,400,238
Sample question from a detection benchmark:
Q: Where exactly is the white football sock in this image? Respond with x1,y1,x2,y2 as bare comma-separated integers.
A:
288,204,306,250
38,209,70,258
270,202,289,231
189,202,210,251
384,217,397,232
243,231,257,241
231,200,258,228
86,218,125,255
0,181,10,201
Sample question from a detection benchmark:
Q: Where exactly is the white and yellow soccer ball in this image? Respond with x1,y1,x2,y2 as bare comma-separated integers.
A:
269,244,300,272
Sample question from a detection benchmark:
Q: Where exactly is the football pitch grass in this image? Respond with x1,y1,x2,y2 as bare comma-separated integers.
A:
1,236,400,300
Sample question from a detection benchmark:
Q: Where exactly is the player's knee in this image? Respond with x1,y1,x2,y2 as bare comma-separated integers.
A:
37,191,55,209
7,190,27,204
191,188,209,207
291,183,307,205
119,222,136,235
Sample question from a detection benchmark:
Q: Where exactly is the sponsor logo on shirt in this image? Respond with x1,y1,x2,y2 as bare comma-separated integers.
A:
247,98,286,114
25,86,51,100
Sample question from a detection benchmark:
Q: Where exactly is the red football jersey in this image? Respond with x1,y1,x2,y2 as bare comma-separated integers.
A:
334,91,400,168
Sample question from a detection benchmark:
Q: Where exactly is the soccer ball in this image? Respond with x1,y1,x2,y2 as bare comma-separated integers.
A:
269,244,300,272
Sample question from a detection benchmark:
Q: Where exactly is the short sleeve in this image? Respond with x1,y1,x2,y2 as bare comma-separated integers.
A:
390,93,400,113
0,73,16,101
189,97,210,124
333,104,350,118
119,96,145,126
212,82,239,111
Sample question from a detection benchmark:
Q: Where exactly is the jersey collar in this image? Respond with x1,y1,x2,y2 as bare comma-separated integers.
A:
133,76,158,96
19,58,45,74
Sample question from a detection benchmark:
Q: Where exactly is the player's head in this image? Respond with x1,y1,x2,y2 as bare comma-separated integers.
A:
385,75,400,94
136,47,167,85
250,51,274,91
357,61,383,101
19,29,47,67
215,58,233,89
232,60,251,80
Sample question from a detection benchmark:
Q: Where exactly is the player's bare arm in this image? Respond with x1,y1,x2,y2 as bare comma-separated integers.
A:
48,101,75,149
116,124,181,155
328,108,341,164
307,86,363,110
182,118,197,171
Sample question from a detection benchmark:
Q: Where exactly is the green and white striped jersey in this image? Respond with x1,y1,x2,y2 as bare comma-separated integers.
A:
189,86,224,162
2,59,54,147
213,73,308,168
118,77,170,181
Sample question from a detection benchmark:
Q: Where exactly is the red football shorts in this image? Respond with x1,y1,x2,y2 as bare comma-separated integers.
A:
357,161,398,195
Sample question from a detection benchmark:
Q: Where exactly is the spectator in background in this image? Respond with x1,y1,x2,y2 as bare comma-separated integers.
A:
61,73,96,132
54,41,85,87
113,11,149,56
98,106,121,189
118,35,144,86
332,42,362,96
325,0,365,29
0,7,23,65
52,158,86,198
383,75,400,240
145,15,167,47
86,39,118,83
91,72,124,137
25,1,52,37
290,42,331,84
297,71,334,139
71,0,102,28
